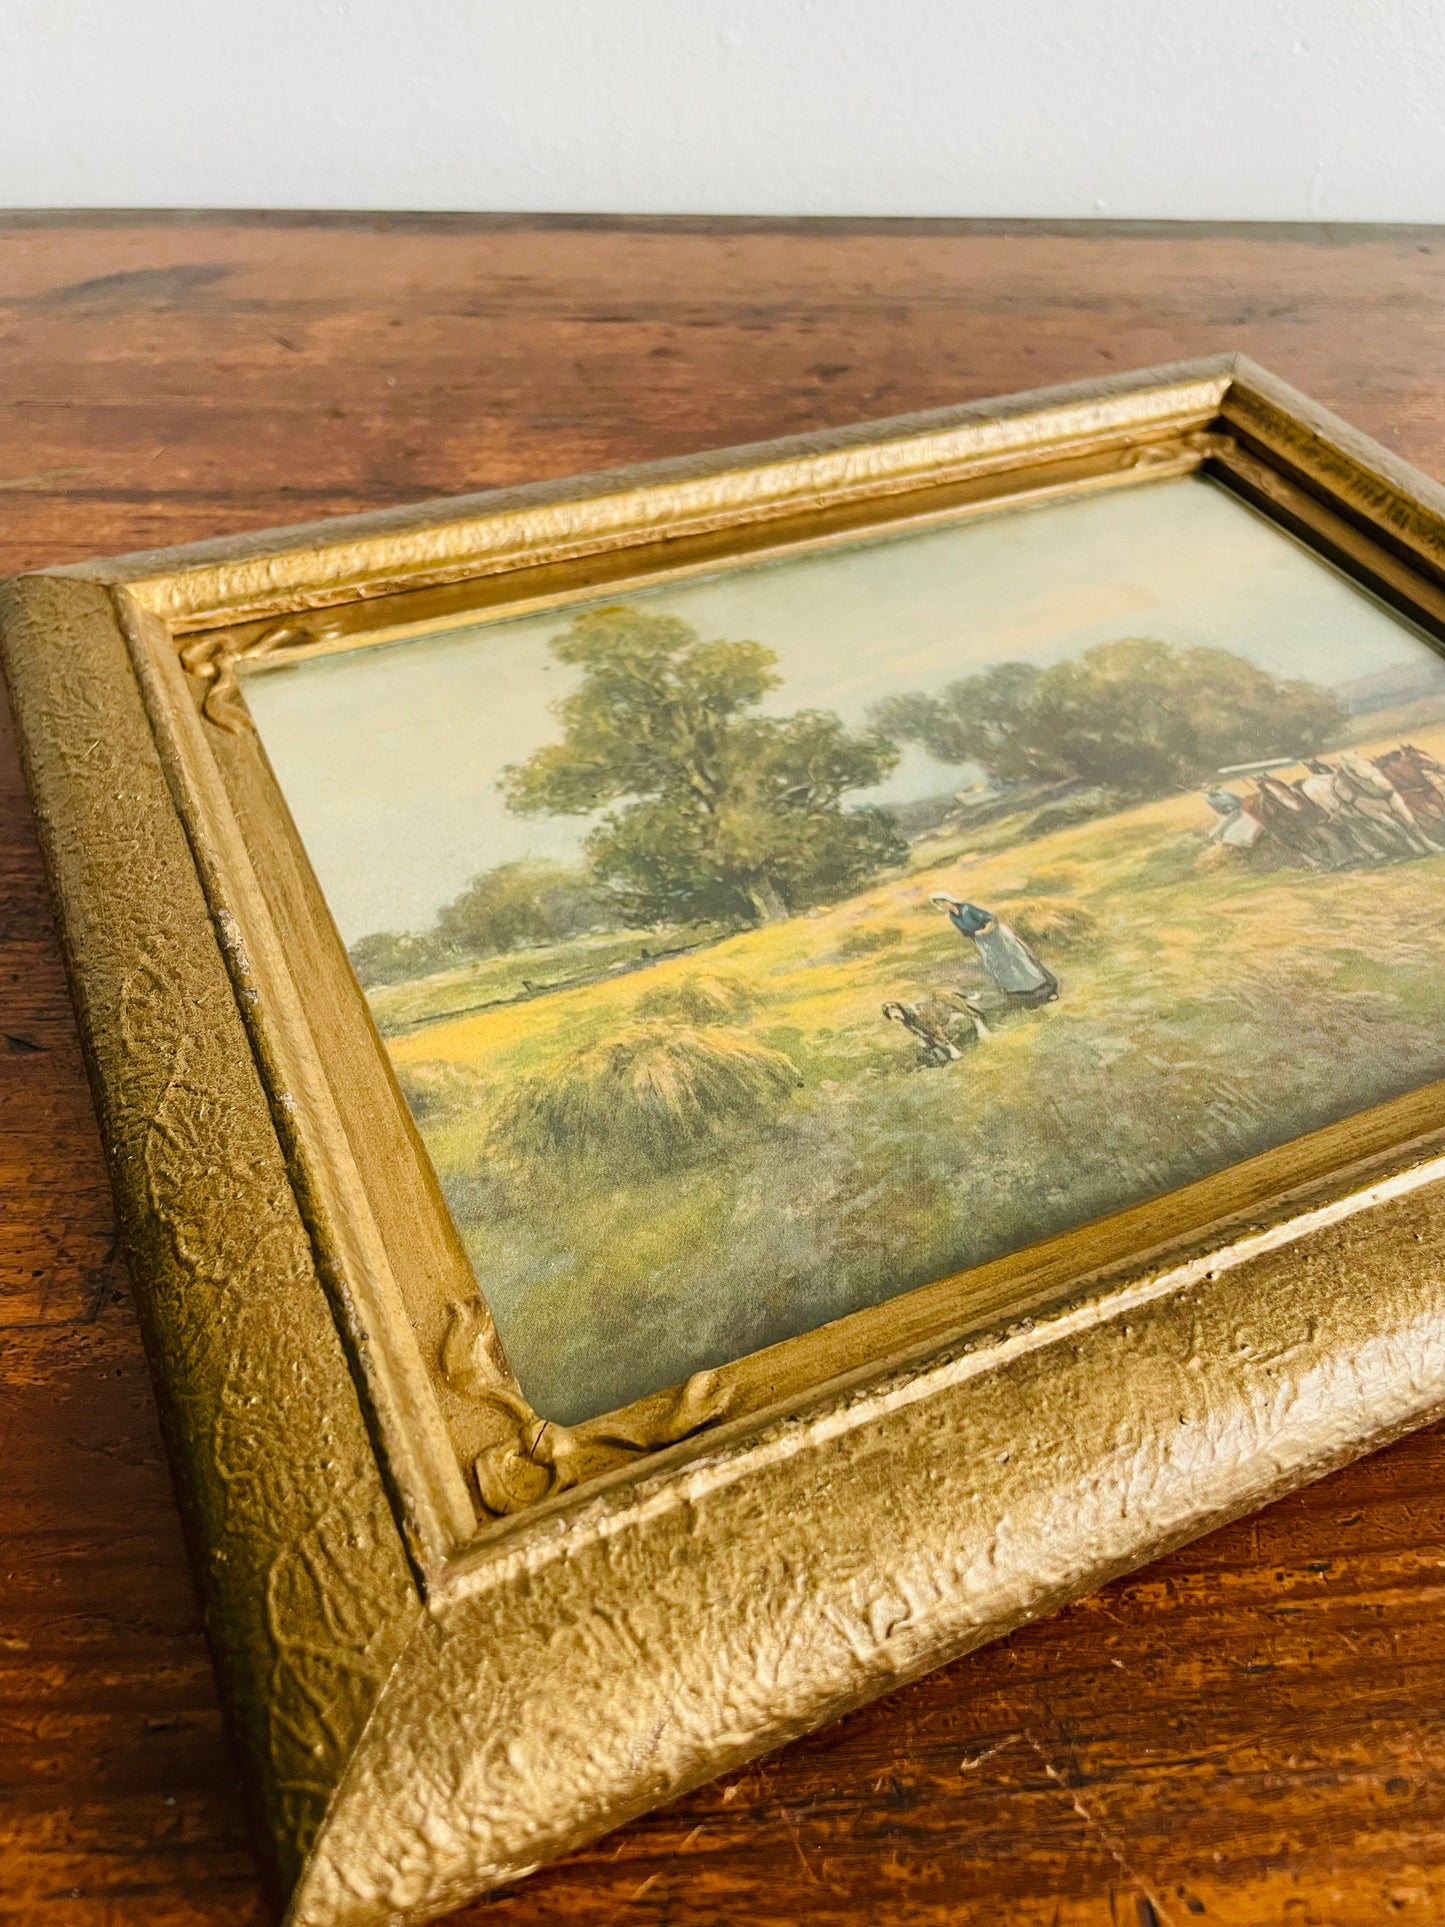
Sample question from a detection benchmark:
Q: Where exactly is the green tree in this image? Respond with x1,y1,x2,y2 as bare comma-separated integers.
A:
502,606,905,925
348,928,447,989
434,859,617,957
873,639,1346,800
872,661,1042,774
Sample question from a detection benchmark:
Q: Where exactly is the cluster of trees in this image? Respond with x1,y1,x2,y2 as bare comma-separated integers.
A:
349,859,615,988
502,606,905,927
872,638,1346,801
349,615,1349,987
350,606,906,983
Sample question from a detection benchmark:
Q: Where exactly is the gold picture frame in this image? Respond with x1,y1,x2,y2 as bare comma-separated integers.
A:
7,354,1445,1925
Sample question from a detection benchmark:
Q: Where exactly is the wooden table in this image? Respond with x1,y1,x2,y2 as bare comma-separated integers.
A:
5,214,1445,1927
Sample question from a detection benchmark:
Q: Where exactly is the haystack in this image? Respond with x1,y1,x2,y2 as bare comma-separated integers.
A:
395,1058,490,1121
633,972,754,1025
491,1022,801,1172
1000,897,1098,949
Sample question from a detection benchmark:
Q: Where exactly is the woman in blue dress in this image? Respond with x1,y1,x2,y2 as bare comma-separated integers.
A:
930,893,1059,1006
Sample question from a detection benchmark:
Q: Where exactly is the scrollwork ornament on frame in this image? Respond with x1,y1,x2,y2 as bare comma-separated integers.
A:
442,1299,733,1515
180,618,345,730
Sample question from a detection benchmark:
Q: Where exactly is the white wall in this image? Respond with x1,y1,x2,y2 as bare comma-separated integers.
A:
1,0,1442,221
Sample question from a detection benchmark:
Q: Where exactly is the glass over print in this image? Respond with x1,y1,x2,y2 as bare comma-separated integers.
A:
242,474,1445,1424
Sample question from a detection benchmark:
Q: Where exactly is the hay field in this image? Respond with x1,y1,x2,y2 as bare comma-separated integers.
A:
383,725,1445,1423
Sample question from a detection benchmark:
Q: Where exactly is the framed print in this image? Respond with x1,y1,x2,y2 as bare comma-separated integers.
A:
8,354,1445,1925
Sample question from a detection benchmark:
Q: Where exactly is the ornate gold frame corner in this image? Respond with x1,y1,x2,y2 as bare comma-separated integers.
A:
8,354,1445,1924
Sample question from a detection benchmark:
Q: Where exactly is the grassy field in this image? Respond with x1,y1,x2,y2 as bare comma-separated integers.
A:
382,724,1445,1424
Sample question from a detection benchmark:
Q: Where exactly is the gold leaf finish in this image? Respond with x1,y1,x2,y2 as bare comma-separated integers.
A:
294,1129,1445,1925
70,361,1237,631
11,357,1445,1922
0,575,421,1893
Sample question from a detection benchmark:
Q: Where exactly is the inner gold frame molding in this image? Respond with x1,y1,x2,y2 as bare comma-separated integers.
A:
8,355,1445,1925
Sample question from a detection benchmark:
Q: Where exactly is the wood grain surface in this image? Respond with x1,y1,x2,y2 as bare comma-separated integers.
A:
4,214,1445,1926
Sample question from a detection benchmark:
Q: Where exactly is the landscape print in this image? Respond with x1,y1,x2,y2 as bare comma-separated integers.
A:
243,476,1445,1424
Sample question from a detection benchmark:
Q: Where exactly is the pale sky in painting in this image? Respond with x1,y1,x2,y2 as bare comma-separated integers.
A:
242,474,1445,941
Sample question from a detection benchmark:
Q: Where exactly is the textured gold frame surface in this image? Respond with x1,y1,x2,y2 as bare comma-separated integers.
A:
8,356,1445,1925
